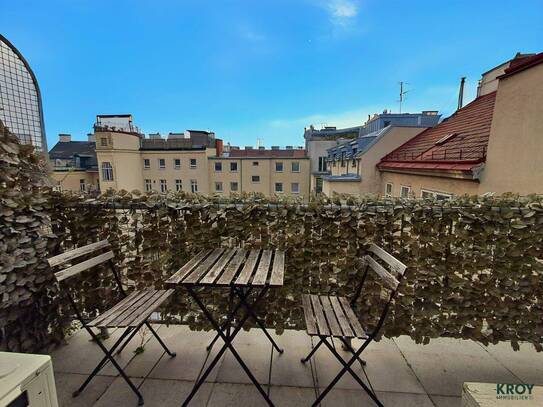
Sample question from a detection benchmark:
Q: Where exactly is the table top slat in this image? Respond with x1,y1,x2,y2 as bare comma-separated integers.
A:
251,249,272,286
183,249,225,284
310,295,330,336
301,294,318,335
165,249,212,285
200,249,237,285
235,249,261,286
269,251,285,287
329,296,354,338
216,249,247,285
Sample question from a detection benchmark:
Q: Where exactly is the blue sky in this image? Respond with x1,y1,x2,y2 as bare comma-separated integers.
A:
2,0,542,149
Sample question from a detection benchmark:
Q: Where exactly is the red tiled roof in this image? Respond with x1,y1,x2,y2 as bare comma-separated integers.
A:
378,91,497,173
500,52,543,79
229,149,307,158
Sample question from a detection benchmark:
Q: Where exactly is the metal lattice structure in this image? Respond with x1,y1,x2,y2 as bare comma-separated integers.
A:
0,34,47,151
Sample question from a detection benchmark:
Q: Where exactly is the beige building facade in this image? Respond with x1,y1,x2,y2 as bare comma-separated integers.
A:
322,127,427,196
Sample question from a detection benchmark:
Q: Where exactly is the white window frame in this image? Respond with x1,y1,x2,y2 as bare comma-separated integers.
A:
275,162,283,172
190,158,197,169
421,189,453,201
230,162,238,172
191,179,198,193
230,181,239,192
215,162,222,172
291,182,300,193
385,183,393,198
215,182,223,192
143,159,150,169
252,161,259,166
400,185,411,199
101,162,113,181
158,158,166,170
274,182,283,193
291,161,300,173
144,179,152,192
160,179,167,193
251,175,260,183
79,179,86,192
174,158,181,169
175,179,182,191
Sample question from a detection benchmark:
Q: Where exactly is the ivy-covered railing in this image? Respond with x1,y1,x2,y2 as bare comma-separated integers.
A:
1,121,543,353
45,192,543,353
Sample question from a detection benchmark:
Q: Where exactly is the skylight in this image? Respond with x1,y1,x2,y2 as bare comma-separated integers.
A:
435,133,457,145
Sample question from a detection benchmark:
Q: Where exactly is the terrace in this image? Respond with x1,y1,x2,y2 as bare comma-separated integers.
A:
51,325,543,406
2,125,543,406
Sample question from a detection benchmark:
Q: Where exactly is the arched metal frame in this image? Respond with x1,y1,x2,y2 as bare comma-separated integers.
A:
0,33,47,152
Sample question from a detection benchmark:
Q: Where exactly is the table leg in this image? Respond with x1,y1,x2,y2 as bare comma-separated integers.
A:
182,286,274,407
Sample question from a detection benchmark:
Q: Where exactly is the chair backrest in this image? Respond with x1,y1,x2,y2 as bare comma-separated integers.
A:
47,240,114,282
363,244,407,291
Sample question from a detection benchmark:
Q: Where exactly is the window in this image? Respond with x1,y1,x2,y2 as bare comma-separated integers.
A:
175,179,182,191
230,182,239,192
421,189,452,201
315,177,323,193
190,158,197,169
79,179,86,192
230,162,238,172
291,162,300,172
100,138,108,147
275,182,283,193
318,157,327,172
252,161,259,166
215,182,223,192
101,162,113,181
291,182,300,193
400,185,411,199
385,183,393,198
251,175,260,183
174,159,181,169
191,179,198,193
159,158,166,169
145,179,152,192
160,179,167,193
275,162,283,172
215,162,222,172
351,159,356,167
143,159,150,169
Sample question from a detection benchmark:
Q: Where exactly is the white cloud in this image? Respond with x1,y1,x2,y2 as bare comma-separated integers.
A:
319,0,359,27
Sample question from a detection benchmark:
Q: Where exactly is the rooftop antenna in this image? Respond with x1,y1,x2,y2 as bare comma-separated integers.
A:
398,81,409,113
256,138,264,148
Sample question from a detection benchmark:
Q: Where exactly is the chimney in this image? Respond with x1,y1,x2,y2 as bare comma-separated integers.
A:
216,139,224,157
59,134,71,142
271,146,280,150
258,146,265,150
286,146,293,150
457,77,466,110
87,133,95,142
245,146,253,150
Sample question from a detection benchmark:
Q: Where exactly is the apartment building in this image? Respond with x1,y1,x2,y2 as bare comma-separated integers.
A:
49,133,99,193
323,126,427,196
208,147,310,197
377,52,543,198
304,111,440,193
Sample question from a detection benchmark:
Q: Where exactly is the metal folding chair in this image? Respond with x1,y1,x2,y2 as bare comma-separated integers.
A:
48,240,176,406
300,244,407,407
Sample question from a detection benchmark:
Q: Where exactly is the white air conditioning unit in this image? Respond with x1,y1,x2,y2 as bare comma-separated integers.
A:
0,352,59,407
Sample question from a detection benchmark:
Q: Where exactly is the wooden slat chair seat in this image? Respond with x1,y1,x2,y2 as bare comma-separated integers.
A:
301,294,367,339
47,240,176,406
299,244,408,407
